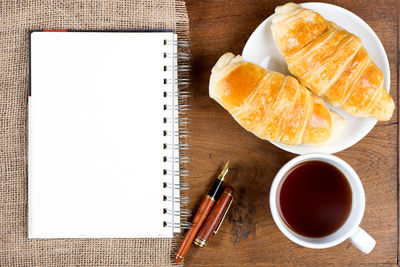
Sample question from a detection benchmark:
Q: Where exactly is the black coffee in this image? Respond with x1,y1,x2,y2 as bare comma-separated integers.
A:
277,160,352,238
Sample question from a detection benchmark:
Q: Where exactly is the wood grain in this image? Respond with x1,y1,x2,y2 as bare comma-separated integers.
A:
183,0,398,266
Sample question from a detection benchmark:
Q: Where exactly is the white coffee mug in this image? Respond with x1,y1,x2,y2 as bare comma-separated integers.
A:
269,153,375,254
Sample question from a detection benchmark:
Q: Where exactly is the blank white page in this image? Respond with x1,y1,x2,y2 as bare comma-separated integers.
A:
29,31,177,238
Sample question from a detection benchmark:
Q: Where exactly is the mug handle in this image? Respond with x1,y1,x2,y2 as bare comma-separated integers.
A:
349,227,376,254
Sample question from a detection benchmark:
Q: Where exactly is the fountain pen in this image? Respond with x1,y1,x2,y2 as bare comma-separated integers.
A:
174,161,229,263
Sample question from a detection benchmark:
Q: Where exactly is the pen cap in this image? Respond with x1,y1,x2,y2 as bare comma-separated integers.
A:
194,186,234,247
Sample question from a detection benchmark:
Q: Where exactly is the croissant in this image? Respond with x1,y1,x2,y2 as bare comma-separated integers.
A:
271,2,394,121
209,53,345,145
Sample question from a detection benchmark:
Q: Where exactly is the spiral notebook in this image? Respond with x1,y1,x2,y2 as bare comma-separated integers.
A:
28,31,188,238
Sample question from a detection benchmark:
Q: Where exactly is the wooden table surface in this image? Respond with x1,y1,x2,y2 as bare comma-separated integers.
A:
182,0,399,266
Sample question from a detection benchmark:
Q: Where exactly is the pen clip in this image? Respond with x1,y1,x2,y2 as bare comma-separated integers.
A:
213,197,233,235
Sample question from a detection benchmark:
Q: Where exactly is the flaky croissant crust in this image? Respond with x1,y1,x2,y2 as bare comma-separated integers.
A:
271,2,394,121
209,53,345,146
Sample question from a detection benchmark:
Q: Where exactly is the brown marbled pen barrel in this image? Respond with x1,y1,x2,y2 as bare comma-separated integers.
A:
174,161,229,263
194,186,234,247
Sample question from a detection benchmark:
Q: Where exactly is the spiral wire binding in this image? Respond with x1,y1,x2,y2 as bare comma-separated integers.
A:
164,52,191,60
162,38,192,233
164,208,192,217
164,221,191,229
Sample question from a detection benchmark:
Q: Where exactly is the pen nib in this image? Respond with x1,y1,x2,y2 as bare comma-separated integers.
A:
217,161,229,181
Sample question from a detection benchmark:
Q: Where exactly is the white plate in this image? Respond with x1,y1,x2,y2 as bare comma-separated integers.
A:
242,2,390,154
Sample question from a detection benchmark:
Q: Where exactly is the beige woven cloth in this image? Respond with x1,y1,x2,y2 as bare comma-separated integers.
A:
0,1,189,266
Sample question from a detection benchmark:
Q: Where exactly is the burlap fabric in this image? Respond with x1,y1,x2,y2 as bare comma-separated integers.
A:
0,1,189,266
